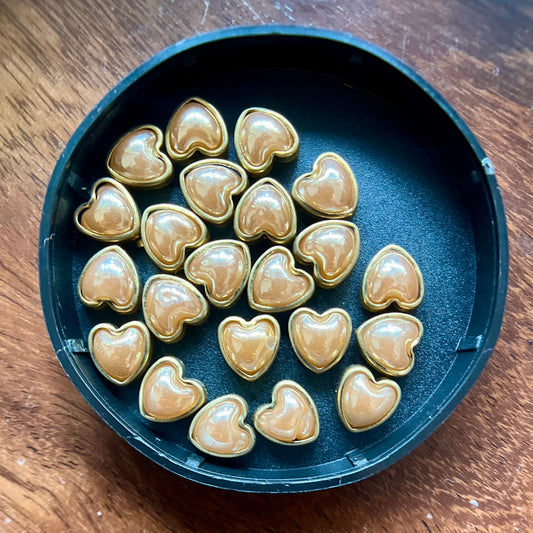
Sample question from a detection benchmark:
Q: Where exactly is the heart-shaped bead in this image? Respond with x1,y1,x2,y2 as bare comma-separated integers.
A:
288,307,352,373
293,220,360,288
337,365,401,432
254,380,319,445
141,204,209,272
234,178,297,244
74,178,140,242
218,315,280,381
356,313,423,377
235,107,299,175
142,274,209,343
189,394,255,458
180,159,248,224
361,245,424,312
78,245,140,314
292,152,358,218
248,246,315,313
88,321,151,385
165,97,228,161
184,240,251,308
107,125,173,189
139,356,206,422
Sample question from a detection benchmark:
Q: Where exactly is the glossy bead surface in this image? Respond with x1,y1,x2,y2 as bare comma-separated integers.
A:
337,365,401,432
75,178,139,241
234,178,297,244
184,240,250,308
235,108,299,174
254,381,319,445
289,308,351,373
180,159,247,224
107,126,173,188
142,275,209,343
248,246,314,313
140,357,206,422
166,97,228,161
189,395,255,458
218,315,280,381
78,245,140,313
292,152,358,218
141,204,208,272
89,321,151,385
357,313,423,376
293,220,360,287
362,245,424,311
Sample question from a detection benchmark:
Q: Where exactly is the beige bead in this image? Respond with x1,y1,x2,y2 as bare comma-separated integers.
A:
165,97,228,161
107,125,173,188
218,315,280,381
78,245,140,314
337,365,401,432
189,395,255,458
234,107,299,175
254,381,319,445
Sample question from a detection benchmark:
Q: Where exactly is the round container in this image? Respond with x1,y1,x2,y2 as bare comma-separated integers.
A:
39,27,508,493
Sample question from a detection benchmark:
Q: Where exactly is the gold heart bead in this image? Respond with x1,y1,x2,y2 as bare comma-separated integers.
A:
180,159,248,224
78,245,140,314
288,308,352,373
139,356,206,422
107,125,173,189
142,274,209,343
141,204,209,273
234,178,297,244
337,365,401,432
165,97,228,161
189,394,255,458
184,240,251,308
218,315,280,381
292,152,358,218
293,220,360,288
254,380,319,446
356,313,423,377
234,107,299,175
248,246,315,313
88,321,151,386
361,245,424,312
74,178,140,242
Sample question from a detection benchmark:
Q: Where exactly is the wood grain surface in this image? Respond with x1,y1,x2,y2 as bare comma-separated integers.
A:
1,0,531,531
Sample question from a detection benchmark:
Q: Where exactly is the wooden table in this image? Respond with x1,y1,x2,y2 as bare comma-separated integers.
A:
1,1,531,531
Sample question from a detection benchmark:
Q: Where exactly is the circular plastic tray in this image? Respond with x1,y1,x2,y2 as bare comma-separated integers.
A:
39,27,508,493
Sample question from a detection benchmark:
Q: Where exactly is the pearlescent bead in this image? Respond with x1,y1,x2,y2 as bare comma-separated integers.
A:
139,356,206,422
357,313,423,377
141,204,208,273
78,245,140,314
361,245,424,311
189,395,255,458
74,178,140,242
165,97,228,161
142,274,209,343
248,246,315,313
254,380,319,445
107,125,173,188
293,220,360,288
218,315,280,381
234,107,299,175
337,365,401,432
89,321,151,385
288,307,352,373
180,159,248,224
292,152,358,218
234,178,297,244
184,240,250,308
